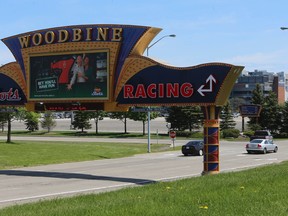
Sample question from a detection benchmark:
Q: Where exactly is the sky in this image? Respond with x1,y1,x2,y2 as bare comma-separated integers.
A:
1,0,288,73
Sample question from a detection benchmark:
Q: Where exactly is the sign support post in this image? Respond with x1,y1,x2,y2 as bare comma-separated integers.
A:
169,130,176,149
147,109,151,153
202,105,220,175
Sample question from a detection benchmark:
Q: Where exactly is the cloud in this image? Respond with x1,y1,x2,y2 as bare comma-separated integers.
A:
221,50,288,72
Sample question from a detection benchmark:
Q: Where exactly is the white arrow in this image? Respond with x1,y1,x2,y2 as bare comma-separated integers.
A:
197,75,217,96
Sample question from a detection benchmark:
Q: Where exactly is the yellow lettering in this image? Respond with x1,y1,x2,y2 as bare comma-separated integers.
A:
32,33,43,46
97,28,108,41
111,28,122,41
18,35,31,48
86,28,92,41
72,28,82,41
44,31,55,44
17,26,124,48
58,30,69,43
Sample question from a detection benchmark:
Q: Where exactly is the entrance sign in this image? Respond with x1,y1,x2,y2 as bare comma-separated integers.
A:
1,24,244,175
2,24,243,110
115,57,243,106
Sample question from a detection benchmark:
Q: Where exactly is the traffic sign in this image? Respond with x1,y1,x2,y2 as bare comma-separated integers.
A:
239,104,262,117
169,130,176,139
131,107,165,112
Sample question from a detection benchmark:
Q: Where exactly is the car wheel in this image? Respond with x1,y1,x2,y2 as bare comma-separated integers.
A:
273,147,278,153
247,151,252,154
198,150,203,156
183,154,188,156
263,148,267,154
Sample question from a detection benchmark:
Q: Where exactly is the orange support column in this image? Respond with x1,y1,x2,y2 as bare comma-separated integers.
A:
201,105,220,175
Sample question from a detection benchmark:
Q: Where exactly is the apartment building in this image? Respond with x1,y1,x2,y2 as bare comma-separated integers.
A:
230,70,287,104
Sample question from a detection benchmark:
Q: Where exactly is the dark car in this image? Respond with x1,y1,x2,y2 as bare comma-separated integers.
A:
181,140,204,156
250,130,273,141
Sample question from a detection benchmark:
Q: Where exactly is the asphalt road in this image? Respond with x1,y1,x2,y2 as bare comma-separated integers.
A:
0,138,287,208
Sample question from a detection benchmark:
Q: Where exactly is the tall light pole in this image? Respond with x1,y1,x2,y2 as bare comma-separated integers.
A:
280,27,288,30
146,34,176,56
146,34,176,153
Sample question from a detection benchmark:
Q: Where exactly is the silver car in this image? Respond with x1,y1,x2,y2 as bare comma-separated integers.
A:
246,139,278,154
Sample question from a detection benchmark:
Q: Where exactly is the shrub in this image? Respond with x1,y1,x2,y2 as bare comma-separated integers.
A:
222,128,240,138
274,132,288,138
248,123,262,131
243,130,254,138
174,131,203,138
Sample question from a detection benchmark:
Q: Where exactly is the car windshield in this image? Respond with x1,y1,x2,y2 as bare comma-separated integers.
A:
256,131,269,135
250,139,263,143
187,141,201,146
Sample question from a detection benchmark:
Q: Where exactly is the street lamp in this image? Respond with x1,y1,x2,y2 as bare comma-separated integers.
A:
146,34,176,153
280,27,288,30
146,34,176,56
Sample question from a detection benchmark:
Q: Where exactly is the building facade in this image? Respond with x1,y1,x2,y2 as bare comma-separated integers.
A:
230,70,287,105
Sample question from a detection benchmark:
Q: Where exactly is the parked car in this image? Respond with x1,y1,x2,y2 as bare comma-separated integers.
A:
181,140,204,156
64,111,72,118
52,112,65,119
250,130,273,141
245,139,278,154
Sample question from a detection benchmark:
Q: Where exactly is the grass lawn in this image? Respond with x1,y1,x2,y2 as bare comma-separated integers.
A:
0,140,171,169
0,161,287,215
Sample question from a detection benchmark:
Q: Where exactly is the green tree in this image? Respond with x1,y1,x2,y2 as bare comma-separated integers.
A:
249,84,281,133
0,108,17,143
260,91,281,133
13,107,27,122
109,111,131,134
229,97,246,113
40,111,56,133
89,110,105,134
72,111,92,133
249,83,265,128
182,106,203,132
0,113,7,132
280,101,288,134
166,106,203,131
251,84,265,105
129,110,158,135
220,102,236,130
24,111,40,132
166,106,186,131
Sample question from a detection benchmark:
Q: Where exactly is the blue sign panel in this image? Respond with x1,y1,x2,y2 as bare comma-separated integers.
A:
116,63,233,105
239,104,261,117
0,74,27,106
